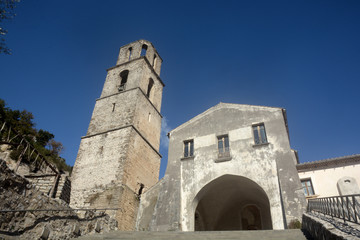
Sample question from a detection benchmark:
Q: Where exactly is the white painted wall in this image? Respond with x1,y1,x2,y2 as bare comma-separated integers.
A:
298,164,360,198
178,123,286,231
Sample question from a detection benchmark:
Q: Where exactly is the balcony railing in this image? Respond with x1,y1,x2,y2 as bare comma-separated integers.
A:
218,147,230,159
307,194,360,224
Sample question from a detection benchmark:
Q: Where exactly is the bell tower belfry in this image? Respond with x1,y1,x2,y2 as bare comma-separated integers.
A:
70,40,164,230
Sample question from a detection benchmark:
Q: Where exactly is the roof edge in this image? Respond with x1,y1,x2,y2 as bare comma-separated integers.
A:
297,154,360,172
169,102,283,135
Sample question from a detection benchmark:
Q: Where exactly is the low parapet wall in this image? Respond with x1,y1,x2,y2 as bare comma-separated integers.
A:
0,159,117,239
302,212,360,240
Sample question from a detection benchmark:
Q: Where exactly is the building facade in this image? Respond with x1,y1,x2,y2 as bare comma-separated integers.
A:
297,154,360,199
137,103,307,231
70,40,164,230
73,40,360,232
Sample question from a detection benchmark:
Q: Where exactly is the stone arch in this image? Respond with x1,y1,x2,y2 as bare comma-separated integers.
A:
141,44,148,57
241,204,262,230
118,70,129,91
193,174,272,231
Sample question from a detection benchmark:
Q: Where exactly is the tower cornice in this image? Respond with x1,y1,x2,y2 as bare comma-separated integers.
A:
96,87,163,118
81,124,162,158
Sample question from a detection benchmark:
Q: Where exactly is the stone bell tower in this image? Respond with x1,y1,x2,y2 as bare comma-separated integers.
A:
70,40,164,230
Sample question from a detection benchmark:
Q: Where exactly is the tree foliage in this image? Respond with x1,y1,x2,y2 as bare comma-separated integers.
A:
37,129,54,147
47,139,64,156
0,0,19,54
0,98,72,172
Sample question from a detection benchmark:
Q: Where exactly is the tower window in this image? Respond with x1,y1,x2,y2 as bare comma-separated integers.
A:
218,135,230,158
141,44,148,57
127,47,132,61
153,54,157,68
147,78,154,98
252,123,267,145
119,70,129,91
184,140,194,158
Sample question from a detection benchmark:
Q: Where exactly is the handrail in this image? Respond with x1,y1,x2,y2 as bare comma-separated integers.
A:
0,120,58,175
307,194,360,224
0,208,120,213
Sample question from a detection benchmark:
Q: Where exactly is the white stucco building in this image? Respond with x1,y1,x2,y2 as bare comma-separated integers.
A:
297,154,360,199
137,103,307,231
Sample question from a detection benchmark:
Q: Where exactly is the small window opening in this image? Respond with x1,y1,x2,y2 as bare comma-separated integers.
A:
147,78,154,98
218,135,230,158
184,140,194,158
118,70,129,91
301,179,315,196
127,47,133,61
253,123,268,145
148,112,151,122
153,54,157,68
141,44,148,57
112,103,116,112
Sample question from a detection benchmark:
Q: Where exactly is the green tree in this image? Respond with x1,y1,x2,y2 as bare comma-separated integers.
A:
0,98,72,172
47,139,64,156
0,0,19,54
36,129,54,147
0,98,7,119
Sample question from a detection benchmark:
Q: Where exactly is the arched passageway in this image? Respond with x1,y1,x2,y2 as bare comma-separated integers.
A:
194,175,272,231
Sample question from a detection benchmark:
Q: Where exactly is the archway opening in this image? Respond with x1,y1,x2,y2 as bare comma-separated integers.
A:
194,175,272,231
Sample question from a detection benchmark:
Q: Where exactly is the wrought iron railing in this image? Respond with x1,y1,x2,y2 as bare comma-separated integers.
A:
307,194,360,224
218,147,230,158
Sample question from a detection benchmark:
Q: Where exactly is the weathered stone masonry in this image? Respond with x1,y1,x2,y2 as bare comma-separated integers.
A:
70,40,164,230
0,159,117,240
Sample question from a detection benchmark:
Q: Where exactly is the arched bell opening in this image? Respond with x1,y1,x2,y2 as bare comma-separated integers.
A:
194,174,272,231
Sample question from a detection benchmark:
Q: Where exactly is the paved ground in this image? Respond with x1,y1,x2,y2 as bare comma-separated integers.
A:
74,229,310,240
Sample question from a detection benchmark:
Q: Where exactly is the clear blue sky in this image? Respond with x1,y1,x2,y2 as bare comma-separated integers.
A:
1,0,359,178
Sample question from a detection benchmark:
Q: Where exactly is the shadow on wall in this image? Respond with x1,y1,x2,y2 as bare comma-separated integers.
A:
193,174,272,231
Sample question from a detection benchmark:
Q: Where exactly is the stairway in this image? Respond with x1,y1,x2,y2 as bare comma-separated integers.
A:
75,229,309,240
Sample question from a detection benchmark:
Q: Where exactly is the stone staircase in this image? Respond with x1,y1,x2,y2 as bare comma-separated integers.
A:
75,230,310,240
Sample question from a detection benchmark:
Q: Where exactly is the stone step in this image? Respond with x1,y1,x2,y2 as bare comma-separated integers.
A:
75,230,309,240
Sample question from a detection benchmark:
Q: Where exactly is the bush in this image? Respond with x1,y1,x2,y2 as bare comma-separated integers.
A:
288,219,302,229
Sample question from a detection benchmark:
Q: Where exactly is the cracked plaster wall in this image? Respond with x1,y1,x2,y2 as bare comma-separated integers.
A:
146,103,306,231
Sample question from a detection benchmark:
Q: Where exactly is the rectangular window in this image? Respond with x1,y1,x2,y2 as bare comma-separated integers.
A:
253,123,268,145
184,140,194,158
217,135,230,158
301,179,315,196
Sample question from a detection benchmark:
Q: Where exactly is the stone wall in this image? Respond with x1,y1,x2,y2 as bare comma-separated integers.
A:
70,39,163,231
302,212,360,240
115,185,140,231
0,159,117,240
70,127,131,209
100,58,163,113
116,40,163,76
0,145,72,204
136,178,164,231
56,175,71,204
25,173,71,204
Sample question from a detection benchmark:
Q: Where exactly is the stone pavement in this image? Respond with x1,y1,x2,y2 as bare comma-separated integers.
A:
74,229,309,240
